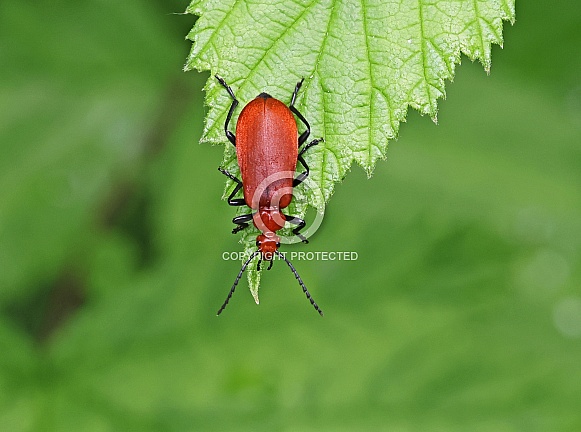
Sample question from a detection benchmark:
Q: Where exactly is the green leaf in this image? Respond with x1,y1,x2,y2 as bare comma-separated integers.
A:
185,0,515,298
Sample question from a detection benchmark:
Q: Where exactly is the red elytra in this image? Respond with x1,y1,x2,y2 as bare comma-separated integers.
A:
238,94,297,210
215,75,324,316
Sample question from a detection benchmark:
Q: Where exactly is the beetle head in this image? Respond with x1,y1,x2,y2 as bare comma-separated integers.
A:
256,231,280,261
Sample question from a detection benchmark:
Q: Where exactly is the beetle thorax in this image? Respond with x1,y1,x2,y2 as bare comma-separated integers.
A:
253,208,285,233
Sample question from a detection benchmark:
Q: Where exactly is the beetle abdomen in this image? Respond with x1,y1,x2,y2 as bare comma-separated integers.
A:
236,95,298,209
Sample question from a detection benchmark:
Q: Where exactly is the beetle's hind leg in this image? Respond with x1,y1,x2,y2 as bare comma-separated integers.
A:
288,78,324,187
299,137,323,157
215,75,238,147
289,79,312,147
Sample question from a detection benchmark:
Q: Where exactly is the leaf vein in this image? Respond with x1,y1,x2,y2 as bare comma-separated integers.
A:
241,0,322,93
192,0,241,64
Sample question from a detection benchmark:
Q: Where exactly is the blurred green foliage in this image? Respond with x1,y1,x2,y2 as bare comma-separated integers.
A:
1,1,581,431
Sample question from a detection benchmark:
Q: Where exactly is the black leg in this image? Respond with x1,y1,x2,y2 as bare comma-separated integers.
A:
232,213,253,234
299,137,323,157
293,138,322,187
257,259,274,271
218,167,251,233
293,155,309,187
289,78,311,146
215,75,238,147
218,167,246,206
284,215,308,243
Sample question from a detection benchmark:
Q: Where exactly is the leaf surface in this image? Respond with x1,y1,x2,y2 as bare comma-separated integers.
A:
185,0,515,296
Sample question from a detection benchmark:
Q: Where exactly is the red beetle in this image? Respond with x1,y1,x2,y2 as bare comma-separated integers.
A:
215,75,323,316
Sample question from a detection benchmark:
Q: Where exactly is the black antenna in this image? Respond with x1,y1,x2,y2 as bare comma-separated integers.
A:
276,250,324,316
217,251,260,315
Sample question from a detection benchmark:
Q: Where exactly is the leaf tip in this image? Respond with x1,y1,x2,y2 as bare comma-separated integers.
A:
364,165,374,179
252,292,260,304
483,61,492,75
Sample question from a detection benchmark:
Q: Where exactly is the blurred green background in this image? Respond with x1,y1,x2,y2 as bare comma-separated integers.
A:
1,1,580,431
